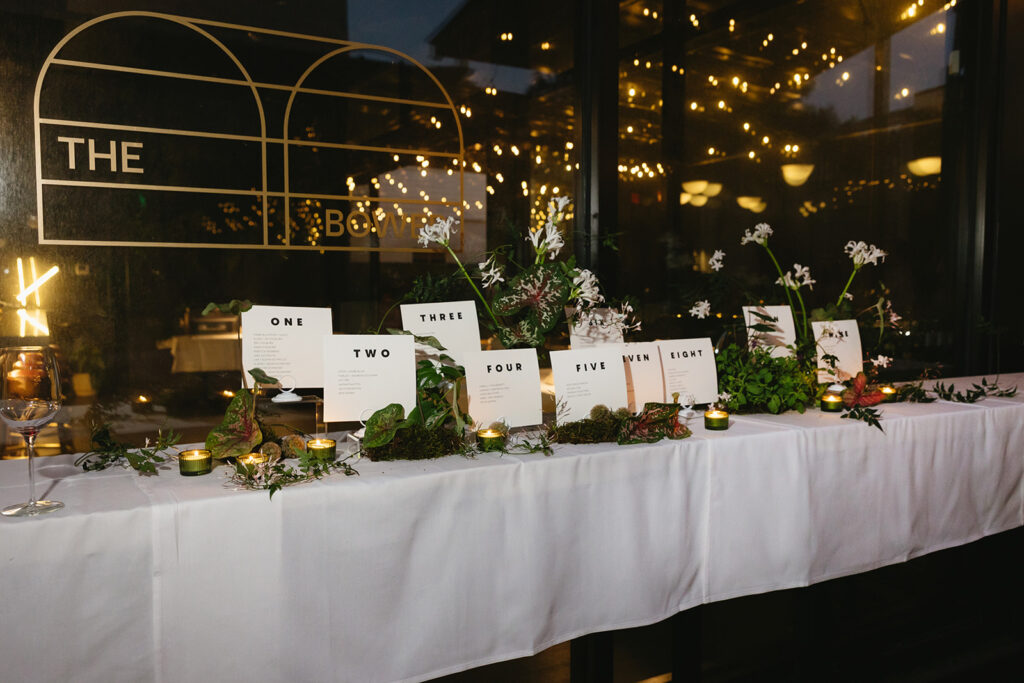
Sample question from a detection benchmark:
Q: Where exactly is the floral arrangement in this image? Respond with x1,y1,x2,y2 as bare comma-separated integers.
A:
415,197,639,348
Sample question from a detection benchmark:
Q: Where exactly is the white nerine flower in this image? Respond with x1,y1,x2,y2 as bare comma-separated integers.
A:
572,269,604,306
870,355,892,368
477,256,505,288
844,292,854,301
844,240,887,267
418,216,456,247
709,249,726,271
776,263,815,290
717,391,732,403
689,300,712,319
885,300,901,325
740,222,773,246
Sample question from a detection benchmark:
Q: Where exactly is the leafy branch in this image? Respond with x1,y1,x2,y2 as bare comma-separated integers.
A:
932,378,1017,403
229,448,358,499
75,423,180,474
841,405,884,431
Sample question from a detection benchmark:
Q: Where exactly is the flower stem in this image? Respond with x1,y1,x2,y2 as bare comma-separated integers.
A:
763,245,801,337
445,244,502,333
836,268,859,307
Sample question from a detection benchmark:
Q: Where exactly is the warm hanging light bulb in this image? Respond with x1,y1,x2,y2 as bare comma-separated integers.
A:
906,156,941,176
781,163,815,187
682,180,709,194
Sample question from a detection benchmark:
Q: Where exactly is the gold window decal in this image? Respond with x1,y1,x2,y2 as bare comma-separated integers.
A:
34,11,466,252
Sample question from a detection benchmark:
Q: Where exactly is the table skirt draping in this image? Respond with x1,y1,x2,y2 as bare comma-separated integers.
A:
1,373,1022,683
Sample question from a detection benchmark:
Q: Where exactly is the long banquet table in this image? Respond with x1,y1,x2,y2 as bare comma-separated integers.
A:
2,374,1023,682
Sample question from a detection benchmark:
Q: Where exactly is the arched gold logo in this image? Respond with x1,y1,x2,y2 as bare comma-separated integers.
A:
34,11,466,252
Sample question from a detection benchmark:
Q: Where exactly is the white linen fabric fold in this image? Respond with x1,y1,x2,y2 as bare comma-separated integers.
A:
1,373,1022,683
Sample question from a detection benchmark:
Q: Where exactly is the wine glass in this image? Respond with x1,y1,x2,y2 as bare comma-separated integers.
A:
1,346,64,516
680,392,697,419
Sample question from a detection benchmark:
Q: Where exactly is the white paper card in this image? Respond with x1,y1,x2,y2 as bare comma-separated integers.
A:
656,338,718,405
400,301,481,362
622,342,665,412
566,307,625,348
550,346,628,422
743,305,797,357
241,305,333,388
462,349,542,428
322,334,416,422
812,319,864,383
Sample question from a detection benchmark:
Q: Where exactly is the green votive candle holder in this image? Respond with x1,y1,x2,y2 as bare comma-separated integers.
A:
703,409,730,430
307,438,336,459
476,428,506,451
880,385,896,403
821,393,844,412
179,449,212,476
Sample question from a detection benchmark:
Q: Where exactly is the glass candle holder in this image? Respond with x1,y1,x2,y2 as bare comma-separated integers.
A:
179,449,212,476
879,385,896,402
703,408,730,430
476,428,506,451
237,453,268,467
821,392,844,412
307,438,336,459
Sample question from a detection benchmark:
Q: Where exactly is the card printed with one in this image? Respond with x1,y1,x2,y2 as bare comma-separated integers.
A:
241,305,333,388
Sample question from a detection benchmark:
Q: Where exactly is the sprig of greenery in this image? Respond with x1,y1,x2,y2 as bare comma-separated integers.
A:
75,423,180,474
230,448,358,499
716,343,816,414
896,381,936,403
841,405,884,431
932,378,1017,403
504,432,554,456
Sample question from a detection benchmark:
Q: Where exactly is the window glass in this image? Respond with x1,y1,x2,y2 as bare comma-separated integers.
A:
0,1,577,454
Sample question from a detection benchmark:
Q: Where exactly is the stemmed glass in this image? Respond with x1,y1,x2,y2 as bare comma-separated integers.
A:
1,346,64,516
679,392,697,419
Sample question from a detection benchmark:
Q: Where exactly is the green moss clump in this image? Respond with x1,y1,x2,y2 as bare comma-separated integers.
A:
364,424,465,461
550,405,630,444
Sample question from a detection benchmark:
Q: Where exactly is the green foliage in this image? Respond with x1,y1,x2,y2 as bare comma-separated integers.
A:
202,299,252,317
493,263,571,347
550,405,627,444
75,423,180,474
716,344,816,414
230,448,358,500
617,402,692,445
895,381,936,403
842,405,884,431
932,378,1017,403
205,389,262,459
248,368,279,386
363,403,406,448
363,424,465,461
504,433,554,456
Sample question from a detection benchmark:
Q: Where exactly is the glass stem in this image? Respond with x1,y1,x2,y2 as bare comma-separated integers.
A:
24,432,37,505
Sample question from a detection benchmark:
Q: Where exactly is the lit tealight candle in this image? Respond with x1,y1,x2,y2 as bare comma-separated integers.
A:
476,428,506,451
237,453,268,467
880,385,896,402
821,393,844,412
703,409,730,431
307,438,336,459
179,449,212,476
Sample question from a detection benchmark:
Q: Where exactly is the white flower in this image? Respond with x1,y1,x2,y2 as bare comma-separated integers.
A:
844,292,854,301
885,300,901,325
870,355,892,368
689,300,712,319
776,263,815,290
844,240,887,267
477,256,505,288
741,222,773,246
543,222,565,259
717,391,732,403
572,269,604,306
709,249,726,271
606,301,641,333
418,216,456,247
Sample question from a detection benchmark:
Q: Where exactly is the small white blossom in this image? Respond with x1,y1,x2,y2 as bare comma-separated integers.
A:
477,256,505,288
844,292,854,301
885,300,901,325
572,269,604,306
418,215,456,247
717,391,732,403
844,240,887,267
740,222,773,246
776,263,815,290
689,300,712,319
870,355,892,368
709,249,726,271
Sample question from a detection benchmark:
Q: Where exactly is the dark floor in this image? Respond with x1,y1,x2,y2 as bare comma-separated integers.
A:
433,527,1024,682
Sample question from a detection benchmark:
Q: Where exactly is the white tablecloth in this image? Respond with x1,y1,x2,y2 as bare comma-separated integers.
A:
1,373,1022,682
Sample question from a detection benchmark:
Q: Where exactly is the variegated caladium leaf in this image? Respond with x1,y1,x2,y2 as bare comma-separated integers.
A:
492,263,571,337
616,402,691,445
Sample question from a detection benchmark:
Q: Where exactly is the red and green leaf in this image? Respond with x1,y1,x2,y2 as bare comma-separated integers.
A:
843,372,886,408
493,263,571,336
205,389,262,459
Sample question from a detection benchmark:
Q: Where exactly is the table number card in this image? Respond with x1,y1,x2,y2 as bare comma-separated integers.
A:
400,301,481,362
566,307,625,348
655,338,718,405
241,305,333,388
811,319,864,383
550,346,628,422
322,334,416,422
742,305,797,358
462,349,542,428
623,342,665,411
